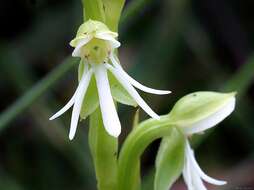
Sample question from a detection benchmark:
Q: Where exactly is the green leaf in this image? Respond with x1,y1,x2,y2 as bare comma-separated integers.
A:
154,128,185,190
102,0,126,31
108,71,137,107
89,108,118,190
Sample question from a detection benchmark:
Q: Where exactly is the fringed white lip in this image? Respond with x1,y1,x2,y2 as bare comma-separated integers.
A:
105,63,160,120
183,140,227,190
183,97,236,135
109,54,171,95
94,64,121,137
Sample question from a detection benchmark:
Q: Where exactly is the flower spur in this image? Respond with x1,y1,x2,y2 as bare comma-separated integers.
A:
50,20,170,140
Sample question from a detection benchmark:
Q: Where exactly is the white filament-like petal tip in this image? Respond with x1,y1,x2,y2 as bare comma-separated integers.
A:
109,54,171,95
106,63,161,120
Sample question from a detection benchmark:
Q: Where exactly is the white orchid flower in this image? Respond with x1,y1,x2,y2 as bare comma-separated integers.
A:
168,91,236,190
50,20,170,140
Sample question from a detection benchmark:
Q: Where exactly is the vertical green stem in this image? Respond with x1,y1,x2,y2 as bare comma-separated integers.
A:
89,108,118,190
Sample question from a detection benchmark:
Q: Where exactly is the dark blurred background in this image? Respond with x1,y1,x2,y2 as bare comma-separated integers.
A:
0,0,254,189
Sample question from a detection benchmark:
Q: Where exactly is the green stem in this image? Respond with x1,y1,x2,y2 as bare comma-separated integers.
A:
89,108,118,190
117,116,173,190
0,56,78,131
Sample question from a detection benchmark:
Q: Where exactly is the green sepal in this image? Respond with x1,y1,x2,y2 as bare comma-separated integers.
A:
89,108,118,190
108,71,137,107
168,91,236,127
154,128,185,190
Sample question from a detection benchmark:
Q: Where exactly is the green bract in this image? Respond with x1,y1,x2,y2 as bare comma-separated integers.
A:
154,129,185,190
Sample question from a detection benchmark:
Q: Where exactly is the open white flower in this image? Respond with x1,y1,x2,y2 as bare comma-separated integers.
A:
177,93,236,190
50,20,170,140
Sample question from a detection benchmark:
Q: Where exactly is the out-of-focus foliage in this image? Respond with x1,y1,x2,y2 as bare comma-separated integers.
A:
0,0,254,189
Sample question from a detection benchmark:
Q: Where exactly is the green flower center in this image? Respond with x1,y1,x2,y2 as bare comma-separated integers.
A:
81,38,110,64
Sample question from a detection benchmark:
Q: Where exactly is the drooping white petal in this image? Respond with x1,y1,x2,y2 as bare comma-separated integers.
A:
184,140,207,190
106,63,160,120
69,69,93,140
191,170,207,190
72,36,93,57
109,54,171,95
186,141,227,186
95,33,121,48
183,154,193,190
183,97,236,135
94,64,121,137
50,64,89,121
49,91,77,121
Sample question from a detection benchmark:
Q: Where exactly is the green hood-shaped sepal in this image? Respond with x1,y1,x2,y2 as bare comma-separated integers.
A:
168,91,236,134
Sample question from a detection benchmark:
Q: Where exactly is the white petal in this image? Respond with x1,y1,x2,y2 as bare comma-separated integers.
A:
184,97,236,135
110,54,171,95
184,140,206,190
105,64,160,120
49,64,89,121
183,155,193,190
69,69,93,140
95,33,121,48
191,171,207,190
186,141,227,186
72,36,93,57
94,65,121,137
49,91,76,120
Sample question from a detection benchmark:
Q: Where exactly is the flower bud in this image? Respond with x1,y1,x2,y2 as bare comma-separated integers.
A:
168,91,236,135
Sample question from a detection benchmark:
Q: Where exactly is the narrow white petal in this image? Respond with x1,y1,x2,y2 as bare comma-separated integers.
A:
49,91,76,120
183,155,193,190
106,64,160,120
69,69,93,140
94,65,121,137
110,54,171,95
50,64,89,121
72,36,93,57
184,97,236,135
186,141,227,186
95,33,121,48
192,171,207,190
183,141,205,190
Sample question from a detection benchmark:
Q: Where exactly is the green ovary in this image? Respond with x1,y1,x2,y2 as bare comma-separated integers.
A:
81,38,110,64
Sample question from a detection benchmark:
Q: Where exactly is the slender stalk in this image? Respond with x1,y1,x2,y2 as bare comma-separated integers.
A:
89,109,118,190
0,56,78,131
117,116,172,190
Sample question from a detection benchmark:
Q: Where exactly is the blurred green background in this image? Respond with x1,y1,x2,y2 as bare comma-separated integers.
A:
0,0,254,189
